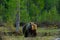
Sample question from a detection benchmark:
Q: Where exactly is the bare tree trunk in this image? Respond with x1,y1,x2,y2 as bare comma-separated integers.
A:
15,0,20,33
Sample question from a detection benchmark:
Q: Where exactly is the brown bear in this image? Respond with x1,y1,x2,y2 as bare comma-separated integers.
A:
22,22,37,37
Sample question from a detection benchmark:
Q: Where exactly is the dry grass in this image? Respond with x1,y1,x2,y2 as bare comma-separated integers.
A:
0,27,60,40
2,36,55,40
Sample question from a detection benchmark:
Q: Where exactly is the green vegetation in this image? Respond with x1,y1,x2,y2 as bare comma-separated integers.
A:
0,0,60,23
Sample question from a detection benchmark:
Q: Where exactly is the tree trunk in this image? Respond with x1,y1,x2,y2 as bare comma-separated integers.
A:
15,0,20,33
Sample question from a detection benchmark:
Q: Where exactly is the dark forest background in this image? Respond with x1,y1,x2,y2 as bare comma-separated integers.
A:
0,0,60,27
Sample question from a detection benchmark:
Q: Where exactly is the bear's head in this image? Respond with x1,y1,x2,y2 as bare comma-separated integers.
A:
30,22,37,30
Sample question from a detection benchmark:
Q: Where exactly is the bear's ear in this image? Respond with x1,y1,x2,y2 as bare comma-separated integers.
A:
30,22,31,25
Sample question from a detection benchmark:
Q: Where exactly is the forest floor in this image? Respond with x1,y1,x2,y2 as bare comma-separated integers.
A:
0,27,60,40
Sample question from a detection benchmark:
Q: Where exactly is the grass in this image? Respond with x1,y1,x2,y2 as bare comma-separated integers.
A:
0,27,60,40
37,28,60,33
3,36,55,40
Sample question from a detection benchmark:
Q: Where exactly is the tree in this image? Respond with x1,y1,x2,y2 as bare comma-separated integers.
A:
15,0,20,33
